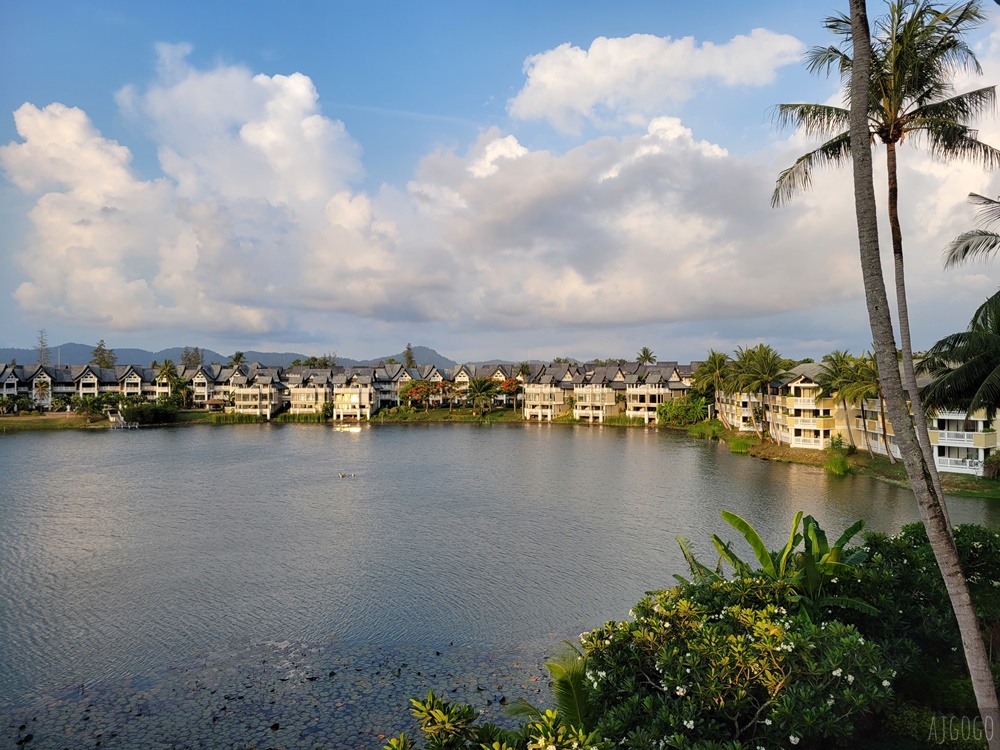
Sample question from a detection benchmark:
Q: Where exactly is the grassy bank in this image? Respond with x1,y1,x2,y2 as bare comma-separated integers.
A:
0,413,103,431
697,425,1000,499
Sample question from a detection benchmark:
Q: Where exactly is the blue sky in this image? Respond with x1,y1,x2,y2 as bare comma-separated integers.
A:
2,1,1000,363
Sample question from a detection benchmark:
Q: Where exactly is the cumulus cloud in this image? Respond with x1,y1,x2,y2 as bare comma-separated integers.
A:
508,29,804,133
2,33,998,354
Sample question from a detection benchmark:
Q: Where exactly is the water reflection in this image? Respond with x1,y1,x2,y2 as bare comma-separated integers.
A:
0,423,996,705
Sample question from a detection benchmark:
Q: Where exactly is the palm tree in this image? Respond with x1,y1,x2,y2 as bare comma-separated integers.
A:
228,351,245,367
71,395,104,423
158,360,178,395
844,1,999,738
33,378,50,408
773,0,999,503
636,347,656,365
816,349,858,449
919,288,1000,420
465,377,497,416
730,344,791,443
693,350,732,428
840,352,895,461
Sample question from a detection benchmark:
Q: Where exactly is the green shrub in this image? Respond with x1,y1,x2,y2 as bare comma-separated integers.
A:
273,412,326,423
729,437,753,454
121,403,178,425
210,413,265,424
883,702,988,750
581,580,893,748
657,395,709,426
824,453,851,475
687,420,725,440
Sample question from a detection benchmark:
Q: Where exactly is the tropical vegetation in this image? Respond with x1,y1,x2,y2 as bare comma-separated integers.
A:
383,513,1000,750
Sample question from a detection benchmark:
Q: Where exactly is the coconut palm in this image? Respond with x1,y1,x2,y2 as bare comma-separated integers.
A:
33,378,50,408
773,0,999,500
71,395,104,423
636,347,656,365
730,344,792,443
919,288,1000,421
693,350,732,428
844,2,999,736
465,377,497,416
157,360,178,396
816,349,859,449
228,351,245,367
840,352,895,461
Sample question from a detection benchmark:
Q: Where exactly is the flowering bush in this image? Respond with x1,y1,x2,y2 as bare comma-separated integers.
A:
580,579,893,749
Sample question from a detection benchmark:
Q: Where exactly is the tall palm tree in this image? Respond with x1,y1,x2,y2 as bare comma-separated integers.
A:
636,347,656,365
773,0,999,503
844,2,999,738
228,351,245,367
731,344,791,443
840,352,895,461
816,349,858,449
919,288,1000,420
693,350,732,428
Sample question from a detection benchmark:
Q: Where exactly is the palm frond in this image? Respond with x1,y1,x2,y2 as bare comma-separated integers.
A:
770,103,851,137
967,192,1000,225
771,131,852,207
943,229,1000,268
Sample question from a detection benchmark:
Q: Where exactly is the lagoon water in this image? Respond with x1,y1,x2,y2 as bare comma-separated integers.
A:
2,422,999,708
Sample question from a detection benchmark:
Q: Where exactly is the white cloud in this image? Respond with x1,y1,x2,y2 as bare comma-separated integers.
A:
509,29,804,133
2,33,999,357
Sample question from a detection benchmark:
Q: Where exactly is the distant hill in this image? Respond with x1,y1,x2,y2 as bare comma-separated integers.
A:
354,346,457,370
0,343,460,370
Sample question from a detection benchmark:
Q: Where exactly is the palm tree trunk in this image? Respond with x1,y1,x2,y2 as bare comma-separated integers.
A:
848,4,999,742
859,402,874,457
841,398,856,448
886,141,950,524
877,387,896,464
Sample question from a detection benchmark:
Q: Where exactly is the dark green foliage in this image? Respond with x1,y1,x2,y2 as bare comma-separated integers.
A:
686,420,725,440
983,454,1000,479
657,395,709,426
121,403,177,425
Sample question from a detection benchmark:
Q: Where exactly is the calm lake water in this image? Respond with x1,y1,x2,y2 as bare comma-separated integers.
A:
2,422,998,707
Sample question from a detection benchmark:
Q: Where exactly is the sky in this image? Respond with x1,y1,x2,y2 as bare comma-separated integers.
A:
2,1,1000,364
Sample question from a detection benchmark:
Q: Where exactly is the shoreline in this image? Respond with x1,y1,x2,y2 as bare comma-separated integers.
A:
4,411,999,499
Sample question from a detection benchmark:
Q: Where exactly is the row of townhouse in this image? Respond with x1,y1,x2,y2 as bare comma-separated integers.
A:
716,363,998,477
523,362,695,423
1,359,702,424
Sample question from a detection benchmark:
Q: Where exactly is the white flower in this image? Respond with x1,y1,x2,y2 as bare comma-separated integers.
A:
882,680,891,687
831,577,838,583
847,674,855,684
832,668,843,677
683,720,694,729
764,719,772,726
675,686,687,696
790,736,800,745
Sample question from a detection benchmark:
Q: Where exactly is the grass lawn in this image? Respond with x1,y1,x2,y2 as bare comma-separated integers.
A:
0,413,102,431
374,406,523,423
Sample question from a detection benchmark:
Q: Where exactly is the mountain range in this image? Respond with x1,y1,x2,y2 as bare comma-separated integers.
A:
0,343,464,370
